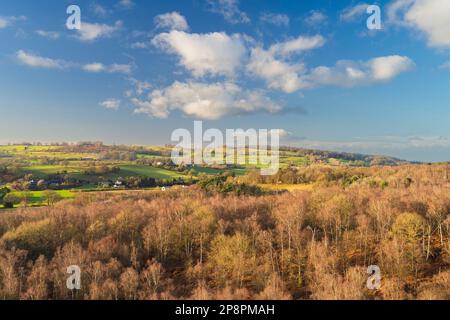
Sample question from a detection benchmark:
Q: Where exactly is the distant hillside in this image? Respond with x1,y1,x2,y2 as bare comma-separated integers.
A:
1,142,413,167
279,146,413,166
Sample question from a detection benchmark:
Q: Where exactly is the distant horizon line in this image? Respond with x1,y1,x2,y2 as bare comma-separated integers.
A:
0,141,441,164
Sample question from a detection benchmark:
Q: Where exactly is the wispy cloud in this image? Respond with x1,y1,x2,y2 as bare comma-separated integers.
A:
90,3,111,18
0,17,8,29
127,78,152,96
16,50,133,74
269,35,326,56
154,12,189,31
16,50,65,69
83,62,133,74
259,13,289,27
76,21,122,42
35,30,60,39
304,11,328,26
296,136,450,152
117,0,135,9
0,15,26,29
130,41,148,49
340,3,370,22
100,99,121,110
207,0,250,24
439,61,450,70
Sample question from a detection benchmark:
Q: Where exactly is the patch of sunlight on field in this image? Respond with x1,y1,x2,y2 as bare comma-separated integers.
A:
0,145,61,153
28,152,99,159
0,190,77,208
21,165,84,177
12,190,75,199
0,145,99,159
188,166,248,176
143,146,171,152
136,154,163,159
118,165,187,180
258,184,314,192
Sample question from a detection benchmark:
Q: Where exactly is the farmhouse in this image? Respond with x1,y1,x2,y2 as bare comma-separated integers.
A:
28,179,38,190
114,180,124,188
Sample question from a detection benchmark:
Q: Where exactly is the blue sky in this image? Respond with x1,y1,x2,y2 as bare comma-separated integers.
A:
1,0,450,162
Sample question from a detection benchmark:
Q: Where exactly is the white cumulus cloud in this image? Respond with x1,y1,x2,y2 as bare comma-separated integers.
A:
152,30,247,78
306,55,415,87
369,55,415,81
247,47,308,93
388,0,450,47
247,35,326,93
132,81,281,119
248,47,414,92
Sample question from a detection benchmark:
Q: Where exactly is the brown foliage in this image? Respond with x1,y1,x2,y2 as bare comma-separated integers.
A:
0,164,448,299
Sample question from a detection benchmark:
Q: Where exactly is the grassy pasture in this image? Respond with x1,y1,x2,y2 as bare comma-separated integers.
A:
17,164,187,180
188,166,247,176
0,190,76,208
0,145,99,160
0,145,61,153
117,165,187,180
21,165,84,177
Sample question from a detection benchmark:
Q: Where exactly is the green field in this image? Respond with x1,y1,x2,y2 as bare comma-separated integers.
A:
17,164,187,180
0,145,99,159
0,190,76,208
188,166,247,176
117,165,187,180
21,165,84,177
2,143,363,210
189,167,224,175
12,190,75,200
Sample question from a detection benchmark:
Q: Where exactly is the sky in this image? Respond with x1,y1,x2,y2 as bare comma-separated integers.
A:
0,0,450,162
